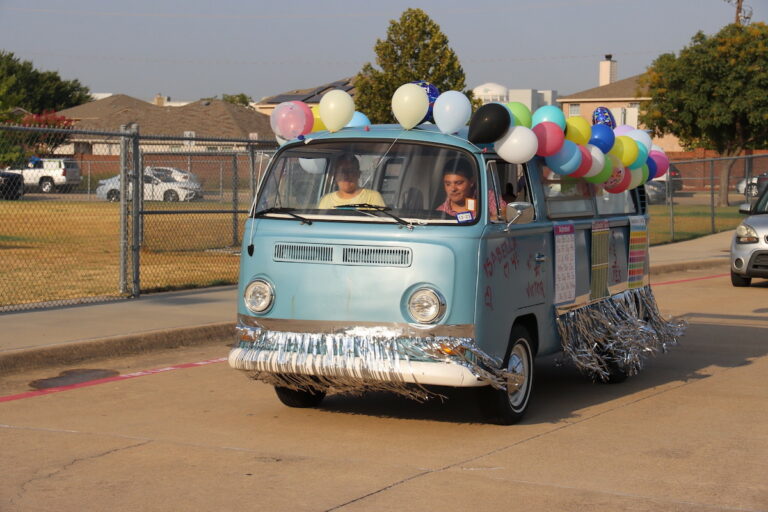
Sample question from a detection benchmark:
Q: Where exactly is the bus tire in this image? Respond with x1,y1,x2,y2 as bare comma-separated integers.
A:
274,385,326,408
480,325,534,425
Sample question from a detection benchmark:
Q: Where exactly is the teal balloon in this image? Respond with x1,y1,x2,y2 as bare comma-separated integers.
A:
628,142,649,169
532,105,566,130
545,140,581,175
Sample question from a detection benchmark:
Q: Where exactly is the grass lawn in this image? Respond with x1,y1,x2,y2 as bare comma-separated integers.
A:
0,199,741,309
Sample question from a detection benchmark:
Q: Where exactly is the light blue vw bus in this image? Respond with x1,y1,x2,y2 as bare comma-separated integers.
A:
229,124,681,424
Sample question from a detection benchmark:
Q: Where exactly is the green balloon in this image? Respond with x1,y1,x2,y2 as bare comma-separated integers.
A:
585,153,613,183
641,163,649,183
506,101,532,128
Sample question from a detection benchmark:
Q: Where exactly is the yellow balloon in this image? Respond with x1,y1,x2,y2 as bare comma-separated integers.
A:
391,83,428,130
564,116,590,145
609,135,639,168
310,105,326,132
319,90,354,132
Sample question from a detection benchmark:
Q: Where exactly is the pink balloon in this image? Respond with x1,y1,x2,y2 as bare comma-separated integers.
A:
270,101,312,140
614,124,634,136
291,101,314,135
604,165,632,194
569,145,593,178
533,121,565,157
649,150,670,178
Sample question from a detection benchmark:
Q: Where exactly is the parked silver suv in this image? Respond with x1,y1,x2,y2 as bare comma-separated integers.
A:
731,186,768,286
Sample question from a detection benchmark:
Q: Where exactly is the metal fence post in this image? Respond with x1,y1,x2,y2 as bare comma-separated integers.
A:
130,125,142,297
710,160,716,233
248,143,256,201
232,153,239,247
119,125,130,294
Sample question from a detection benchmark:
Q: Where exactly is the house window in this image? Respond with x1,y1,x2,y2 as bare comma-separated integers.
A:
568,104,580,117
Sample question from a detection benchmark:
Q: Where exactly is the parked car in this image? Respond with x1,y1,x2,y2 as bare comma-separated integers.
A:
4,157,82,193
0,170,24,200
144,166,200,185
651,164,683,193
730,185,768,286
95,173,202,202
643,180,667,204
736,172,768,198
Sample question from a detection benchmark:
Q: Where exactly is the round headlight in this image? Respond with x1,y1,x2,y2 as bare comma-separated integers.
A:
244,279,274,313
407,287,446,324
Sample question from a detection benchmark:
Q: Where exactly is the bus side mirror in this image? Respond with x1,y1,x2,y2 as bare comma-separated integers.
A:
504,202,534,227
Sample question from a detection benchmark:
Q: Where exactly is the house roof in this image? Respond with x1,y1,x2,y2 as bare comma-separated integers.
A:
557,74,649,102
259,77,355,105
59,94,274,140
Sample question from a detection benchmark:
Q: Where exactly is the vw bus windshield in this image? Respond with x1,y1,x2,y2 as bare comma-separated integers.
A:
253,141,481,224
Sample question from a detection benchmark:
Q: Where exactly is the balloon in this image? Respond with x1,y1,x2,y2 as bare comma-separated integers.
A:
651,144,663,152
346,111,371,128
410,80,440,124
298,158,327,174
310,105,327,132
613,124,634,137
645,156,658,180
433,91,472,134
564,116,591,145
319,90,355,132
604,164,633,194
589,124,615,153
627,167,645,190
592,106,616,129
506,101,532,128
585,143,606,177
532,121,565,156
532,105,566,130
275,134,288,146
627,129,652,152
270,101,312,140
545,140,581,175
468,103,511,143
603,165,627,191
569,144,593,178
290,101,314,135
391,83,429,130
494,125,538,164
610,136,639,167
585,153,616,184
649,150,670,178
628,142,649,169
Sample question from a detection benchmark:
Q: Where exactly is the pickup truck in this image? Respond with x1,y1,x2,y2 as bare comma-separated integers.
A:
4,158,82,193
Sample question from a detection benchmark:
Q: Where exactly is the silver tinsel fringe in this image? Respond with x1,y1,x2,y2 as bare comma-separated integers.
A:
229,328,510,401
556,285,685,381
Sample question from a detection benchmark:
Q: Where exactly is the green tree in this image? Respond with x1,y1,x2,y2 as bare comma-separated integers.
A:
222,93,253,107
0,51,91,114
354,8,472,124
639,23,768,205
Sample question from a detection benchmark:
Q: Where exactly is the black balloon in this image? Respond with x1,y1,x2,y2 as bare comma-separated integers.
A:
468,103,511,144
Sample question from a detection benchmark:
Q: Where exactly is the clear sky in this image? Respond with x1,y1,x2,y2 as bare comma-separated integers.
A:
1,0,766,104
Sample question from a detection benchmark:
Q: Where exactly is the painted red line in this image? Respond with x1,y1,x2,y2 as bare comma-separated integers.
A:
652,273,729,286
0,357,227,404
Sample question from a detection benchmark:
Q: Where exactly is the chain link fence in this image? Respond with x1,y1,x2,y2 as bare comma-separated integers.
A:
0,124,276,312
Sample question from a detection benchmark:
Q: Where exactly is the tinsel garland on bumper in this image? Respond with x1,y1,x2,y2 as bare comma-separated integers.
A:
556,285,685,381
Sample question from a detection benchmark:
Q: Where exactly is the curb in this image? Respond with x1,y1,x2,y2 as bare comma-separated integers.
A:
649,259,729,276
0,322,234,375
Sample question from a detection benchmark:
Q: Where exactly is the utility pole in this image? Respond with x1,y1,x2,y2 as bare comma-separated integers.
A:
735,0,743,24
727,0,752,25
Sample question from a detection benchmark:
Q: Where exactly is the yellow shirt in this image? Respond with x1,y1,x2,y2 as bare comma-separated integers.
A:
318,189,386,209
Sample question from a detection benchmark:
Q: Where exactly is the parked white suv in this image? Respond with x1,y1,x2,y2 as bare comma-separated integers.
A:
95,173,202,202
5,157,82,193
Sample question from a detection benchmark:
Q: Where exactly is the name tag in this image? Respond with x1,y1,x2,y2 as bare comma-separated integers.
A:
456,211,474,223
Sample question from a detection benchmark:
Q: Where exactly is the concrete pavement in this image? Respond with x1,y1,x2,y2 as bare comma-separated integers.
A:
0,230,735,374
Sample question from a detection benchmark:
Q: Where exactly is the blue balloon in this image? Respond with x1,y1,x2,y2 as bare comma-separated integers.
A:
592,106,616,129
545,140,581,175
410,80,440,124
589,124,615,153
346,111,371,128
645,155,658,180
532,105,566,130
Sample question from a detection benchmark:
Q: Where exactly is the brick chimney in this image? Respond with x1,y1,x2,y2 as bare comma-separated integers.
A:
153,93,166,107
599,54,617,86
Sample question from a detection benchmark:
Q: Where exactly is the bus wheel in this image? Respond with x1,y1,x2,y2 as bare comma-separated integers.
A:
480,325,534,425
274,385,326,408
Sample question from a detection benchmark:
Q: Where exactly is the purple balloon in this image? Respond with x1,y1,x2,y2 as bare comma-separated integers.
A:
589,124,615,153
614,124,634,137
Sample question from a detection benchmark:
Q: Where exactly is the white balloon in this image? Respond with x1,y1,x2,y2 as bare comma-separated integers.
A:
275,134,288,146
433,91,471,134
628,167,644,189
585,143,605,177
298,158,327,174
627,129,652,152
494,125,538,164
651,144,663,153
391,83,429,130
319,90,355,132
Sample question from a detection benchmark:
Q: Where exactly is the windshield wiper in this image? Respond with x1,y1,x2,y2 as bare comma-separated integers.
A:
253,207,312,225
336,203,413,230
